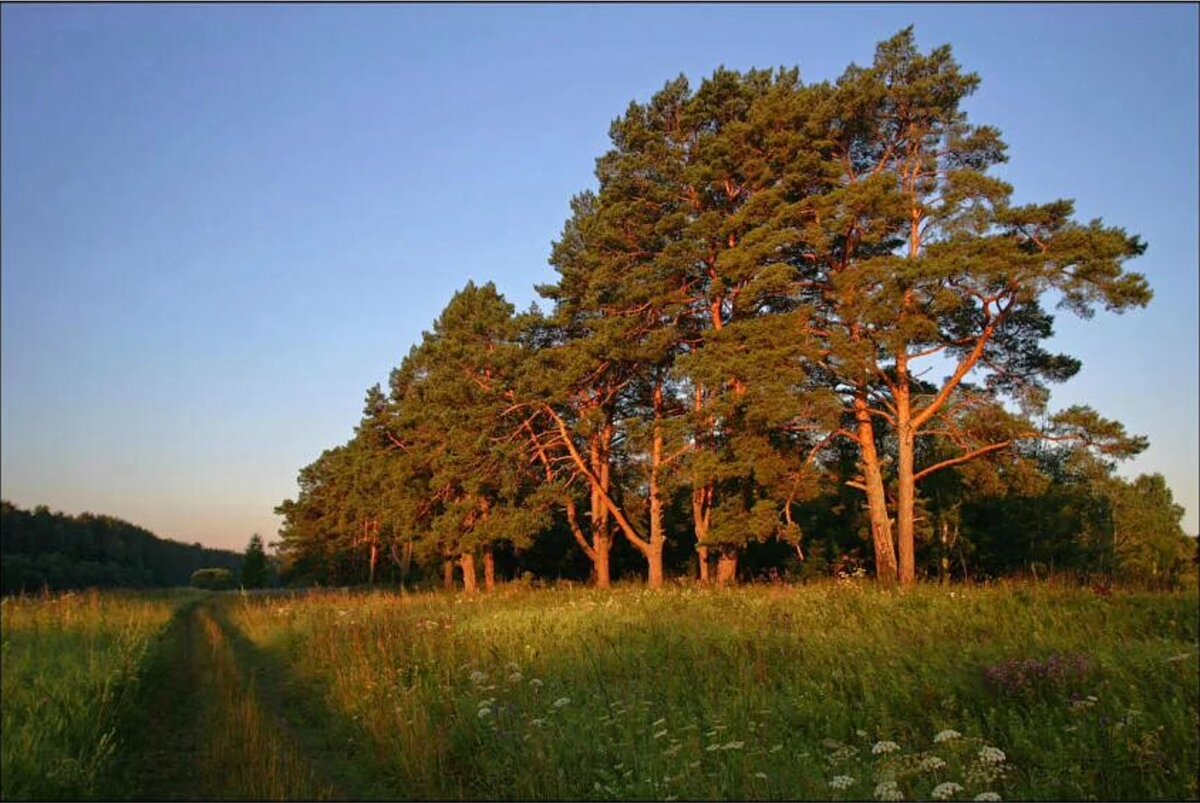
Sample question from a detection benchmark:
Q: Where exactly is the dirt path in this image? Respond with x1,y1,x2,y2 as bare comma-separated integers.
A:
112,598,346,801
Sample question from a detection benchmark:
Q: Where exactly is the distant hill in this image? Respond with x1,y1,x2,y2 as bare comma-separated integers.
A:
1,501,243,594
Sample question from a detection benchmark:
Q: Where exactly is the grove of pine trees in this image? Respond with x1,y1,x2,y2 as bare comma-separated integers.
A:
275,30,1195,591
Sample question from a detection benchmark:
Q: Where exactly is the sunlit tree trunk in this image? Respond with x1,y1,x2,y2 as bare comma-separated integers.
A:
716,550,738,586
460,553,478,594
483,549,496,591
855,392,898,586
895,370,917,586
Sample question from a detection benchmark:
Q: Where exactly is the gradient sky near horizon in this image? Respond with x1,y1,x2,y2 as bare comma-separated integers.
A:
3,4,1197,551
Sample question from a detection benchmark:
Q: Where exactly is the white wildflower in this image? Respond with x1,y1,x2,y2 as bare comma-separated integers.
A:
933,729,962,743
508,672,523,683
653,729,668,740
477,707,492,718
652,717,667,727
918,756,948,772
529,717,545,727
769,743,784,753
529,678,543,689
931,782,963,800
754,772,768,780
978,746,1006,764
856,729,868,738
973,794,1002,802
872,740,901,755
469,670,486,684
874,780,904,801
721,740,745,750
829,775,856,790
705,743,722,752
552,696,571,708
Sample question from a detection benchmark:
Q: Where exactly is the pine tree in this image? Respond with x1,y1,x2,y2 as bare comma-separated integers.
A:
790,28,1150,584
240,533,269,589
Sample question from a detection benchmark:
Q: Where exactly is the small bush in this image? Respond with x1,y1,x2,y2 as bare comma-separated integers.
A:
190,568,234,591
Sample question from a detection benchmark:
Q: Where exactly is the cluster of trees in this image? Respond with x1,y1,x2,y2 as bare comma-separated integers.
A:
1,501,244,594
276,30,1195,591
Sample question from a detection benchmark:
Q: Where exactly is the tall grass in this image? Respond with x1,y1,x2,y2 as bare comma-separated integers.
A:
229,581,1199,801
0,590,181,799
192,603,334,800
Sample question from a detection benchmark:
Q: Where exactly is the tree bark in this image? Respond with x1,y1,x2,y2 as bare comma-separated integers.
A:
693,482,713,582
442,558,455,592
368,542,378,586
855,393,898,586
483,548,496,592
896,424,916,586
895,353,916,587
692,384,714,584
647,540,665,589
716,550,738,586
593,534,612,588
460,553,478,594
645,382,668,589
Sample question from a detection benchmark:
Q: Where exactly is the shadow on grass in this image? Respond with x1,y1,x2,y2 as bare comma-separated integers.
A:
207,602,403,801
103,598,207,801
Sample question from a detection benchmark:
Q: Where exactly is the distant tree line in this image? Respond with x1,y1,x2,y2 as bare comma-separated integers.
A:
1,501,244,594
276,30,1195,591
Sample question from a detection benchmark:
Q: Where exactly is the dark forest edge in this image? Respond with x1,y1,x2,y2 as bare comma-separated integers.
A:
0,501,243,595
274,29,1196,593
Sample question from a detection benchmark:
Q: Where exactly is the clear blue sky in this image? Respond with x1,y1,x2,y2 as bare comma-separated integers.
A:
3,4,1197,551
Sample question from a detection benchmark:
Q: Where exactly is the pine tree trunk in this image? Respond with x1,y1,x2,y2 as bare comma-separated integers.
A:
693,483,713,583
647,464,665,588
716,550,738,586
442,558,455,591
647,540,665,589
647,383,667,589
591,427,615,588
856,395,898,586
483,549,496,591
368,542,378,585
460,553,478,594
594,534,612,589
896,424,916,586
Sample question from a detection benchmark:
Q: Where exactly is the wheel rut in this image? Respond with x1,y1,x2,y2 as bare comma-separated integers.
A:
112,597,351,801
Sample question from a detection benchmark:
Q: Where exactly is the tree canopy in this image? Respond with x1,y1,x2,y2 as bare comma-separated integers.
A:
273,29,1192,591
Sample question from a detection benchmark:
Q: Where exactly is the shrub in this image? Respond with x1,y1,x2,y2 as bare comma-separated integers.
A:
190,568,234,590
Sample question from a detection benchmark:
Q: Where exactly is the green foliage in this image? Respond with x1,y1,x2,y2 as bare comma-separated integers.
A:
1108,474,1195,587
1,501,243,594
240,534,269,589
189,568,234,591
275,28,1166,589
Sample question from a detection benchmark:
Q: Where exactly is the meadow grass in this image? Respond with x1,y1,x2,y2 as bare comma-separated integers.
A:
226,581,1200,801
0,589,183,800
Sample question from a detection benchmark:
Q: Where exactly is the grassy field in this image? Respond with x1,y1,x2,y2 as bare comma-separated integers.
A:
2,582,1197,801
0,590,183,800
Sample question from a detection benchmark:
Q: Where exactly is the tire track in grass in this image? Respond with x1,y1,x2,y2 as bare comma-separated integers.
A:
114,598,339,801
211,601,397,800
